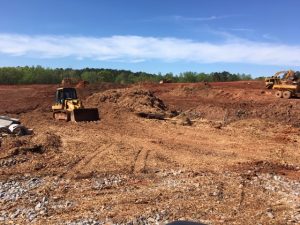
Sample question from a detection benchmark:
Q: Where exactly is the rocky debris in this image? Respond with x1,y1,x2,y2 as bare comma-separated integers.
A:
65,218,104,225
0,157,27,167
64,210,172,225
257,173,300,224
122,210,171,225
51,199,74,210
237,160,300,176
0,177,42,202
0,178,45,223
0,177,74,223
0,143,43,169
0,200,49,222
86,88,167,114
170,114,193,126
136,112,166,120
93,174,125,190
0,169,298,224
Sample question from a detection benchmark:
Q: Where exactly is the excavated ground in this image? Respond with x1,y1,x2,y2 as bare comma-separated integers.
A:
0,81,300,225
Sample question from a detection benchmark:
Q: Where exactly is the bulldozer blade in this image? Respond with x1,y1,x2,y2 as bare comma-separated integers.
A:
71,108,100,122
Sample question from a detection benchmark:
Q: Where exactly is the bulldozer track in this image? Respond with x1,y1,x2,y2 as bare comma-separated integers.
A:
63,143,113,177
132,148,150,174
79,143,112,167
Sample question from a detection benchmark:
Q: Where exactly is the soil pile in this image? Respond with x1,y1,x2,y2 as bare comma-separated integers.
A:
86,88,167,114
31,132,62,152
168,83,211,96
75,80,89,89
186,101,300,126
0,132,61,154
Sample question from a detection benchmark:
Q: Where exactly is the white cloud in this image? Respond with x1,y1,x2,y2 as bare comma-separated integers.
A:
0,33,300,66
172,15,225,22
145,15,236,23
262,33,279,41
229,28,254,32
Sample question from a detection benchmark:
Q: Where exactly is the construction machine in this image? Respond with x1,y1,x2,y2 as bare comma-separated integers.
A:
272,82,300,99
52,87,99,122
264,70,297,89
265,70,300,99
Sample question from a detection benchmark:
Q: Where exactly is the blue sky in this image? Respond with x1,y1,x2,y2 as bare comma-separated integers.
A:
1,0,300,77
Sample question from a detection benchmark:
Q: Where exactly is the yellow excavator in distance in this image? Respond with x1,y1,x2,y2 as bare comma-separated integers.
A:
52,87,99,122
265,70,300,99
265,70,295,89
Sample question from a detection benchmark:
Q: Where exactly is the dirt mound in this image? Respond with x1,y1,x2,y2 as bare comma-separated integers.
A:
31,132,62,151
1,132,61,154
75,80,89,89
168,83,211,96
1,136,28,150
86,88,167,114
174,99,300,127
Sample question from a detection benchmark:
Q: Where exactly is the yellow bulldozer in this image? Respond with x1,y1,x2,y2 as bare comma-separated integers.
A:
52,87,99,122
265,70,300,99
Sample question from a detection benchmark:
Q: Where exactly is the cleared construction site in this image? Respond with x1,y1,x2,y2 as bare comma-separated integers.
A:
0,79,300,224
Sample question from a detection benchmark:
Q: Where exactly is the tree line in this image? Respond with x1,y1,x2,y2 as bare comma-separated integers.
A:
0,66,252,84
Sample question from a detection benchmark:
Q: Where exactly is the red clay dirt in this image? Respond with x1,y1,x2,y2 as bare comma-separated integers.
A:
0,81,300,225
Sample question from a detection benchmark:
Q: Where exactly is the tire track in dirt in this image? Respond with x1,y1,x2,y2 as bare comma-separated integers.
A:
65,143,113,177
131,148,150,174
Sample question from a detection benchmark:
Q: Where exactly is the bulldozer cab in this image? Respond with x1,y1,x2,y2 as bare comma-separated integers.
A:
55,88,78,104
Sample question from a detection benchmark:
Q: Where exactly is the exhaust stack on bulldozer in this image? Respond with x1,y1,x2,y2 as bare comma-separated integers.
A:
52,87,99,122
